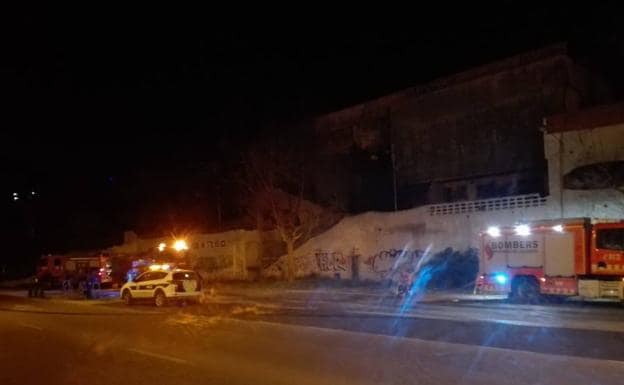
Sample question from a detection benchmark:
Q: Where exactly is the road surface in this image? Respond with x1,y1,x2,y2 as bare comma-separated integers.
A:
1,289,624,385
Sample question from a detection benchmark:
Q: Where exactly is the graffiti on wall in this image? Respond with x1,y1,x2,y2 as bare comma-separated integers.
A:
315,251,347,272
263,249,351,278
364,249,423,278
269,250,348,276
196,254,233,272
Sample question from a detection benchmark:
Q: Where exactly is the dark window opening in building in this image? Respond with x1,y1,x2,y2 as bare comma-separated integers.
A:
477,182,496,199
398,183,429,209
454,185,468,201
443,187,454,202
497,182,512,197
515,178,533,195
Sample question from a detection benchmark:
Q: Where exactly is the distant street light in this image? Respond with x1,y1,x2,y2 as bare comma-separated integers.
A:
173,240,188,252
157,242,167,252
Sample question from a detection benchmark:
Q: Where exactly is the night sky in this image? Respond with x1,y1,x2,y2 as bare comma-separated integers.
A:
2,3,623,273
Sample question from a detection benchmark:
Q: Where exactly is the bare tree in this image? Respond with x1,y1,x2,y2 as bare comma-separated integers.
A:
242,143,321,281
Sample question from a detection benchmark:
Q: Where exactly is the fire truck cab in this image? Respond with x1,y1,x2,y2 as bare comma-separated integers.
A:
476,218,624,301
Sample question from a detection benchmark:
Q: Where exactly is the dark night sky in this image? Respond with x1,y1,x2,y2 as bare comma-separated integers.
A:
2,3,624,269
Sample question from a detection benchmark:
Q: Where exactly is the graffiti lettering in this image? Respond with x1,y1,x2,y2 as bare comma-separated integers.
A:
364,249,422,278
196,254,233,272
315,251,347,272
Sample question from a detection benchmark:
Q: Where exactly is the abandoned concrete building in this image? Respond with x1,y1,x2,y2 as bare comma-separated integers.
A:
311,43,611,212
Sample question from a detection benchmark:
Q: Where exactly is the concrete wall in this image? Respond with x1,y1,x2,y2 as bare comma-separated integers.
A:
189,230,263,280
264,195,551,281
544,122,624,219
107,229,278,280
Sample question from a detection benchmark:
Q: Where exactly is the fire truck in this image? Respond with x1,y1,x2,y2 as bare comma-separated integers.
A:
475,218,624,301
37,254,113,288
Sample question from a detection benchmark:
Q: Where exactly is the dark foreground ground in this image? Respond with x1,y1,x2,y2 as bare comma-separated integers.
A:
1,288,624,385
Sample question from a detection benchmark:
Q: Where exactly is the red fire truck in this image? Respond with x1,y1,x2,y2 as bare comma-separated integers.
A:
37,254,113,288
476,218,624,301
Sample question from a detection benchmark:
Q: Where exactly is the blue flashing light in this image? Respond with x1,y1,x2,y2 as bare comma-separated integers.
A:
494,273,507,285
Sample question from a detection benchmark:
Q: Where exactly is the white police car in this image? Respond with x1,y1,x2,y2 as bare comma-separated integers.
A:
120,267,202,307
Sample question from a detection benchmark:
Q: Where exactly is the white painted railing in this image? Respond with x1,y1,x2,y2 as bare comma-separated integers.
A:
428,194,547,216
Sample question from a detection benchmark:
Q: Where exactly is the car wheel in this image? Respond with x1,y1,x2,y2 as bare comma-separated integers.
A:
154,290,167,307
122,290,133,305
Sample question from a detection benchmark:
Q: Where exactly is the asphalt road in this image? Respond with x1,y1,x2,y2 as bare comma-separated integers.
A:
1,291,624,385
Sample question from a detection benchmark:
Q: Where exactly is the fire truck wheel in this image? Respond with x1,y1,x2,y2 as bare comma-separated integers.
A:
510,276,540,303
122,290,133,305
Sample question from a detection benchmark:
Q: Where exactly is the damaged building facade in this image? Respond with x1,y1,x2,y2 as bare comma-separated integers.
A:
266,101,624,281
312,43,610,212
544,101,624,219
